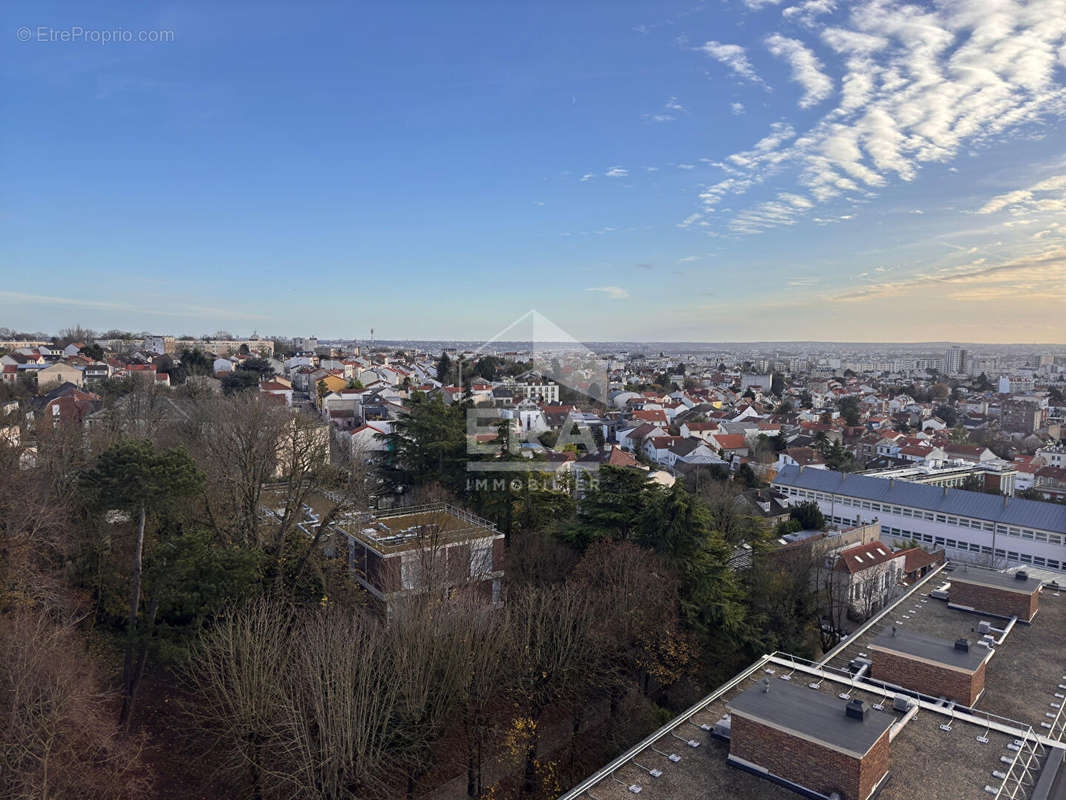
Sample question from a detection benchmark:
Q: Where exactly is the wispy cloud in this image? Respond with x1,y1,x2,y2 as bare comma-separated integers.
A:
978,174,1066,215
604,166,629,178
830,247,1066,304
0,291,267,320
765,34,833,108
730,101,746,115
586,286,630,300
700,41,767,86
681,2,1066,235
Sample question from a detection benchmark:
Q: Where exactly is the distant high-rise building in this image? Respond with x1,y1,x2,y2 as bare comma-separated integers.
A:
945,345,967,375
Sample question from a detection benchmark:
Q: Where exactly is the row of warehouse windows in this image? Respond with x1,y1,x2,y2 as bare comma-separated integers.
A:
779,486,1065,546
881,526,1062,571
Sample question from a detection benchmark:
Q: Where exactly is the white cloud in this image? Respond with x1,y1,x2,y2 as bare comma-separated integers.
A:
681,0,1066,235
731,102,746,115
783,0,835,26
978,174,1066,215
700,41,767,85
605,166,629,178
579,173,595,182
586,286,630,300
0,291,266,320
765,33,834,107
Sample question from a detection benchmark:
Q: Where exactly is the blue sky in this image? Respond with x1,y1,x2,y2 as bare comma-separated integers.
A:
3,0,1066,342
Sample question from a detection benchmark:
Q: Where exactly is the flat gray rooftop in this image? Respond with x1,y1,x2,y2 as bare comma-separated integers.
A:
949,565,1042,594
825,572,1066,735
728,679,894,757
566,671,1017,800
772,464,1066,534
870,628,989,672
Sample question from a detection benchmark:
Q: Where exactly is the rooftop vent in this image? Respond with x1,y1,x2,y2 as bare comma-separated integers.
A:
845,699,869,721
955,638,970,653
1015,570,1029,581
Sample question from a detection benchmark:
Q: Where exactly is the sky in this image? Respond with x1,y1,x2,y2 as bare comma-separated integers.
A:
3,0,1066,343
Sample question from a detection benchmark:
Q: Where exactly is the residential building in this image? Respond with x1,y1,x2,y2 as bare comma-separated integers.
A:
1001,398,1043,434
830,541,906,619
294,501,505,620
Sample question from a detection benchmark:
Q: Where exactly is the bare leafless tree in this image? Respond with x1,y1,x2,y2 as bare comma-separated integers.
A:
0,609,150,800
182,393,290,547
505,584,598,796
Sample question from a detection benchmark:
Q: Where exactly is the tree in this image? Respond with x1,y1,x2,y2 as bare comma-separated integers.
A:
789,500,825,531
0,610,150,800
569,542,684,704
567,465,650,547
183,393,289,548
221,370,261,395
180,347,214,377
837,396,861,427
770,372,785,397
934,404,958,427
82,342,104,361
821,439,857,472
452,596,514,798
437,351,452,383
735,462,759,488
238,358,275,379
81,438,203,726
379,392,467,495
506,584,598,796
636,485,748,668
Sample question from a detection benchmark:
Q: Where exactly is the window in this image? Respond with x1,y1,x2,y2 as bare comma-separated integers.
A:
470,541,493,577
935,514,946,523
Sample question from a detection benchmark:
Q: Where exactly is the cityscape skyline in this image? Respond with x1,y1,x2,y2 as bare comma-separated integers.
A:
4,0,1066,340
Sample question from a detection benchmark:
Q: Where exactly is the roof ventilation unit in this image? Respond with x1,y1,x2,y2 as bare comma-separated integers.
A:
845,699,868,721
712,715,732,741
1015,570,1029,581
955,638,970,653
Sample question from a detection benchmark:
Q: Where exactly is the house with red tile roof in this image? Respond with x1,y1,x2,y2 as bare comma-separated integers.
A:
831,541,906,620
